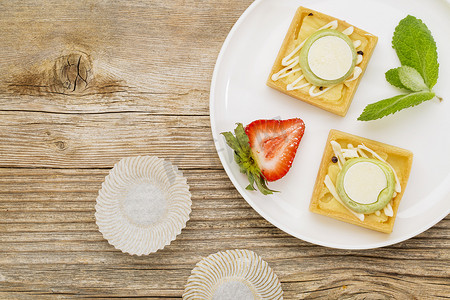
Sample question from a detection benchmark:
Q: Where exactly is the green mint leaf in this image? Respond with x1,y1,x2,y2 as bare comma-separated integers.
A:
398,65,428,92
358,91,435,121
385,68,412,91
392,15,439,89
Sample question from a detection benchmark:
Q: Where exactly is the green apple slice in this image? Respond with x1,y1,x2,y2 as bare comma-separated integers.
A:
336,158,395,214
299,29,357,87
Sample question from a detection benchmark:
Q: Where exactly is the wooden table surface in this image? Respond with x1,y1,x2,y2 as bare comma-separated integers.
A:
0,1,448,299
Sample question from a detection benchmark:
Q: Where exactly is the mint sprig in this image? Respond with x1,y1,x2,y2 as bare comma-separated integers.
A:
358,15,439,121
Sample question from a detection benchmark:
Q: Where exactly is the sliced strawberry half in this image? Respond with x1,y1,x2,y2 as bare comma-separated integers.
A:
245,118,305,182
221,118,305,195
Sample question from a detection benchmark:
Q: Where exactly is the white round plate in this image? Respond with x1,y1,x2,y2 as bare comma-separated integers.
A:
210,0,450,249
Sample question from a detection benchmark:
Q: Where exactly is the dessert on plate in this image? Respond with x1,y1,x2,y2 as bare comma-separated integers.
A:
309,130,413,233
267,7,378,116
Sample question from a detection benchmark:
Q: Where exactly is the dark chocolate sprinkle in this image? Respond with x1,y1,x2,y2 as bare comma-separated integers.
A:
331,156,338,163
308,13,313,16
319,86,324,91
357,50,364,55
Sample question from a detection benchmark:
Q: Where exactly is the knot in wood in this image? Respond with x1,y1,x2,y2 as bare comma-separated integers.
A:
54,140,68,151
54,52,91,94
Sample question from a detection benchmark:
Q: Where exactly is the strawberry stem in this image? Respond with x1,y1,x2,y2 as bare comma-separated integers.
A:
221,123,277,195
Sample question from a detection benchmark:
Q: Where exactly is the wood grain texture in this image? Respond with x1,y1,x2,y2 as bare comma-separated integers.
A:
0,0,449,299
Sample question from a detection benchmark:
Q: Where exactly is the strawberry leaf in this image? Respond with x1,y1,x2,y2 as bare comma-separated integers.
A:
221,131,242,153
245,172,256,191
234,123,251,156
254,173,277,195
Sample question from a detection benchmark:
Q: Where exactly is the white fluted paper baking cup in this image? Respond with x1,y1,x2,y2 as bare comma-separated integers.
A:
95,156,191,255
183,249,283,300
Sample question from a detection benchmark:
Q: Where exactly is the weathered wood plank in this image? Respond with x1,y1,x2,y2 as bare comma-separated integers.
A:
0,167,449,299
0,1,242,88
0,0,247,116
0,111,222,169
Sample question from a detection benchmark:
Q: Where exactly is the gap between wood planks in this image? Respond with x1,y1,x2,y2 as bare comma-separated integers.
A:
0,109,210,117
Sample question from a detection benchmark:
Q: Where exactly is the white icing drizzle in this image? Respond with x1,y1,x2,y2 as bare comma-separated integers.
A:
383,203,394,217
287,75,310,91
289,82,310,91
345,67,362,83
278,67,301,80
281,41,305,66
309,85,334,97
272,58,300,81
324,175,365,221
325,141,401,219
330,141,344,169
353,40,362,48
356,147,368,158
318,20,338,31
341,26,354,36
375,202,394,217
342,148,359,158
356,54,363,65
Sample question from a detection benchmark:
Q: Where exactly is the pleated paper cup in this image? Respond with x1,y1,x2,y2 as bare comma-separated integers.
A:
183,249,283,300
95,156,191,255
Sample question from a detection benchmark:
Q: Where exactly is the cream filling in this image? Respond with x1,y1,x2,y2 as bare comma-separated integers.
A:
307,36,354,81
343,162,387,205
